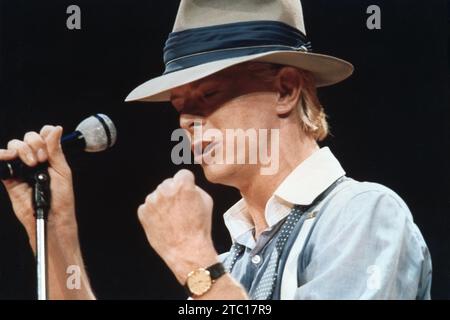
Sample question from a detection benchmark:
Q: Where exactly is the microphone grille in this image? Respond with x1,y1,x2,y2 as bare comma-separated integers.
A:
75,114,117,152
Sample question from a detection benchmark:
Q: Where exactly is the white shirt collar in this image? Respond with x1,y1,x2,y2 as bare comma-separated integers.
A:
223,147,345,247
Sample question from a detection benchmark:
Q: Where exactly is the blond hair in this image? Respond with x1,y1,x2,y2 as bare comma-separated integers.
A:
243,62,328,141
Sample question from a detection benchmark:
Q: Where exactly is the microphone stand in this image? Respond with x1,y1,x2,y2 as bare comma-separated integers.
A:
30,166,51,300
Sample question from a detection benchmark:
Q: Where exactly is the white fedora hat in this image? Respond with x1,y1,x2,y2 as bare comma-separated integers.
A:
125,0,354,102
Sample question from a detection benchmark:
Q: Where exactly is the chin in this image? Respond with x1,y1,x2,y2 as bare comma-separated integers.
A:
201,163,241,185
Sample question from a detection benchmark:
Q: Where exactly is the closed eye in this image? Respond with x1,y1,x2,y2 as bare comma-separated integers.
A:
203,90,219,99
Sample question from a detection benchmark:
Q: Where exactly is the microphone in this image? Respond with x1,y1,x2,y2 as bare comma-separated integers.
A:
0,114,117,180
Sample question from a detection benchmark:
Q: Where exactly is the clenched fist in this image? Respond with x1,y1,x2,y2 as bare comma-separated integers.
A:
138,169,219,284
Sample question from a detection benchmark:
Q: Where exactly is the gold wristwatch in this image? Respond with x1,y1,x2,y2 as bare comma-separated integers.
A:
184,262,226,297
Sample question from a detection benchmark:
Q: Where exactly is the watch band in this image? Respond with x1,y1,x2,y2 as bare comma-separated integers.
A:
184,262,226,297
207,262,226,280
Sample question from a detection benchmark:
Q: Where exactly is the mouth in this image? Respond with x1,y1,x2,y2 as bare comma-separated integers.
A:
192,140,220,163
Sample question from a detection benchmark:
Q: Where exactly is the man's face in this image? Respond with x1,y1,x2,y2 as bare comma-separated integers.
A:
170,64,281,185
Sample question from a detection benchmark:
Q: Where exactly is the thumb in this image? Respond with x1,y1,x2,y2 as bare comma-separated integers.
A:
43,126,71,176
173,169,195,186
195,186,213,210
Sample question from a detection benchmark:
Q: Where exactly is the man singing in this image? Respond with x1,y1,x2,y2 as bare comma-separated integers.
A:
0,0,431,299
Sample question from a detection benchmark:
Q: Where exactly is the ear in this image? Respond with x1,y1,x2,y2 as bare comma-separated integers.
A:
274,67,303,116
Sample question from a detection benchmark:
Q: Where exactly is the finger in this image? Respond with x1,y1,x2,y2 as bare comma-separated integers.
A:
196,186,213,209
157,178,176,197
137,204,147,224
0,149,18,161
173,169,195,187
44,126,70,174
23,131,47,163
7,139,37,166
40,125,56,139
145,191,158,205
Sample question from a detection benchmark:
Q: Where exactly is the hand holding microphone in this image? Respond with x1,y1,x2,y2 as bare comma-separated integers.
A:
0,114,117,180
0,125,76,250
0,114,115,300
0,114,116,249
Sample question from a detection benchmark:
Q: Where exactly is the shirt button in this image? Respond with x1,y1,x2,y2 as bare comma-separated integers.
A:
251,255,262,265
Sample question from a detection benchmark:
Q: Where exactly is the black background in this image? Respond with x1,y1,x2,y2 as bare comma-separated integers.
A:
0,0,448,299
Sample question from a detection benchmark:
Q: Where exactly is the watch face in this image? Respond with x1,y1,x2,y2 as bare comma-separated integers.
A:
187,268,212,296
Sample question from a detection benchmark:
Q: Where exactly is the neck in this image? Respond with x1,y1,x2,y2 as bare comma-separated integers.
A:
237,129,319,238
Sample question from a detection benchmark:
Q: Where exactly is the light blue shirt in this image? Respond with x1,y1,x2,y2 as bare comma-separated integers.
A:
221,147,432,299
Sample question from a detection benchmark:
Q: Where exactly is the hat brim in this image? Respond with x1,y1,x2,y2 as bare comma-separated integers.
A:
125,51,353,102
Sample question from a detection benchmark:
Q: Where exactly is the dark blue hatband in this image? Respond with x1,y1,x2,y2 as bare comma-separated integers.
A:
163,20,312,74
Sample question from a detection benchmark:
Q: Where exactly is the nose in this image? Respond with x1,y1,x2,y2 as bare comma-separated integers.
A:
176,90,209,133
179,114,205,134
